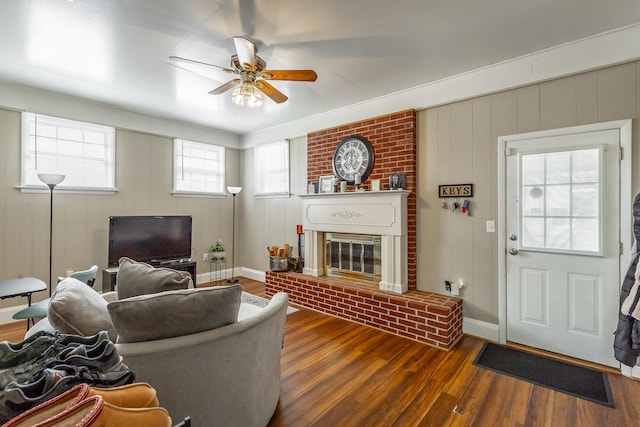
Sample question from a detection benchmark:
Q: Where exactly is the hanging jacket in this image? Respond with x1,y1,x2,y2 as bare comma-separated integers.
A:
614,193,640,367
621,260,640,319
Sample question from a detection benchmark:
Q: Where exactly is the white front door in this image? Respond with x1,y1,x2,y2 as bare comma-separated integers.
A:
504,128,621,368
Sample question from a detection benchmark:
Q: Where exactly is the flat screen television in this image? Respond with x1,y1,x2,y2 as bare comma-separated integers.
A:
108,215,192,267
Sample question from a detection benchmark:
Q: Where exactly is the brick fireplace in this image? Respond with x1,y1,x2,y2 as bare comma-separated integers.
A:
306,109,417,288
265,109,463,350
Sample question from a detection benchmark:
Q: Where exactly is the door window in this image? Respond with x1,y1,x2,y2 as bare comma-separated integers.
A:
519,147,602,255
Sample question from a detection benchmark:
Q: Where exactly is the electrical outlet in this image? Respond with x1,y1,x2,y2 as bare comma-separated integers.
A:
202,253,209,262
445,281,451,292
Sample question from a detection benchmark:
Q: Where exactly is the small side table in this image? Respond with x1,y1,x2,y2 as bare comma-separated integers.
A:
209,257,227,283
1,277,47,330
0,277,47,302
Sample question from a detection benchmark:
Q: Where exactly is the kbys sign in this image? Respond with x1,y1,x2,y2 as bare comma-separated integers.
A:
438,184,473,198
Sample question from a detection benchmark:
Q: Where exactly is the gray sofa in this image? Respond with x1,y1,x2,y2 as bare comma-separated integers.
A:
115,292,288,427
25,278,289,427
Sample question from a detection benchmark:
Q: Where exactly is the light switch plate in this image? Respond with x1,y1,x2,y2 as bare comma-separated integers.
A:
486,220,495,233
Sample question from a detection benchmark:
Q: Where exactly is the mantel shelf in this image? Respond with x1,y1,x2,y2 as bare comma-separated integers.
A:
299,190,410,199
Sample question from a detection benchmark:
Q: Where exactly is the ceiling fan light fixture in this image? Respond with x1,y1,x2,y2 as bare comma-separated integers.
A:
171,36,314,106
231,82,263,107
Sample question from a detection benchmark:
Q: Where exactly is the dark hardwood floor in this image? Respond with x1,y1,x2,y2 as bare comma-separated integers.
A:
3,277,639,426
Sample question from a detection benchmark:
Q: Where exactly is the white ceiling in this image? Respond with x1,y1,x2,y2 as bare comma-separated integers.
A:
1,0,639,136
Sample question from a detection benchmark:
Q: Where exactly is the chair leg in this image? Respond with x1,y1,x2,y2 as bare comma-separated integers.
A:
173,416,191,427
25,293,33,331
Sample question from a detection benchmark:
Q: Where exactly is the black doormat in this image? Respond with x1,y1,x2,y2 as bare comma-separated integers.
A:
473,342,614,407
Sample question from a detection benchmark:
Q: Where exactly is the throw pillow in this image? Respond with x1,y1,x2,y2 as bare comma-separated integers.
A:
108,284,243,343
48,277,117,341
116,257,191,300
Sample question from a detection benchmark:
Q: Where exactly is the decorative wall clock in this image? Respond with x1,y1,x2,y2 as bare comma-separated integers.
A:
331,135,374,185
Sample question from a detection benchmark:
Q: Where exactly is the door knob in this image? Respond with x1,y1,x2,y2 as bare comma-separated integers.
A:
509,248,519,255
509,234,518,241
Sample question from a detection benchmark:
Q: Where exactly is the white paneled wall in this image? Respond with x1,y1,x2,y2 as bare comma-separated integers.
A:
240,136,306,272
0,108,240,307
417,61,640,325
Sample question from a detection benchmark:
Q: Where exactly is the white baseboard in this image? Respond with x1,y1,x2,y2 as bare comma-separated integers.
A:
195,267,265,285
195,267,235,285
239,267,266,282
0,305,26,325
195,272,212,285
462,317,500,342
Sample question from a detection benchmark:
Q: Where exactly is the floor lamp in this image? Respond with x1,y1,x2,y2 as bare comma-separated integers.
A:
227,186,242,283
39,173,65,297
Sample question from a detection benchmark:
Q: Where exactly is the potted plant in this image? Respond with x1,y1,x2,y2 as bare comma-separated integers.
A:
208,239,226,259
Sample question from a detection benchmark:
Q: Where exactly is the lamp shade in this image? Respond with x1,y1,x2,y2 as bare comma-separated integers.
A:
38,173,65,188
231,83,263,107
227,186,242,195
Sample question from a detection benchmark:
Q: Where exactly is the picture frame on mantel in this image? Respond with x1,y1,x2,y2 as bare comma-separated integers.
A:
308,181,319,194
371,179,381,191
319,175,335,193
389,174,406,190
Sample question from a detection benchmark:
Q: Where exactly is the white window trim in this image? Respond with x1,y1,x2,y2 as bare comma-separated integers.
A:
254,140,290,197
20,112,116,193
173,138,226,197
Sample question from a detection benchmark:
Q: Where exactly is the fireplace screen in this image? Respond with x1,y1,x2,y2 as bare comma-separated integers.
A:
325,233,381,283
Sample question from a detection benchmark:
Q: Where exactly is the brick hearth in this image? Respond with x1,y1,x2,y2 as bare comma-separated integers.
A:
266,271,463,350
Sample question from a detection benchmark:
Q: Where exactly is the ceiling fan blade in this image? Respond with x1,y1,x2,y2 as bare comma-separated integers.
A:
208,79,241,95
169,56,235,74
255,80,288,103
261,70,317,82
234,36,256,71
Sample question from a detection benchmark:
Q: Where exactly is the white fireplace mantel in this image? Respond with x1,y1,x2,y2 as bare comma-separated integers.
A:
300,190,409,293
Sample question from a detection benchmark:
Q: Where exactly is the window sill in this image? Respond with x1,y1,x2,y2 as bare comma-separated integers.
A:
254,193,292,199
171,191,227,198
18,185,118,195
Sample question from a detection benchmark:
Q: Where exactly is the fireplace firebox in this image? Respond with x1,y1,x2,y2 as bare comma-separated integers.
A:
325,233,381,283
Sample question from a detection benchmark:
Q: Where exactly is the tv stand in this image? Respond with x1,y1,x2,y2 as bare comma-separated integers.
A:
102,260,197,292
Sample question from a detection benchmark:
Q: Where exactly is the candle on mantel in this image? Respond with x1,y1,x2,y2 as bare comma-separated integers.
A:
354,173,361,185
296,224,303,234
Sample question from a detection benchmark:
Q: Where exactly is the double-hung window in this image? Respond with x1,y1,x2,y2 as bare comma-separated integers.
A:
173,139,225,195
255,140,289,196
21,113,115,191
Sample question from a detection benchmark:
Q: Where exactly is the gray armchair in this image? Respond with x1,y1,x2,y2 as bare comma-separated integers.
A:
115,292,289,427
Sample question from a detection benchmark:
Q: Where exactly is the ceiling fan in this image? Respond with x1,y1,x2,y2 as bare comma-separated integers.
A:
170,37,317,107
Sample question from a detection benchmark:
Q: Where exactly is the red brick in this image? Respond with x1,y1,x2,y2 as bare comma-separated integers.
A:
397,306,417,316
428,306,451,316
407,327,425,336
372,306,388,314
